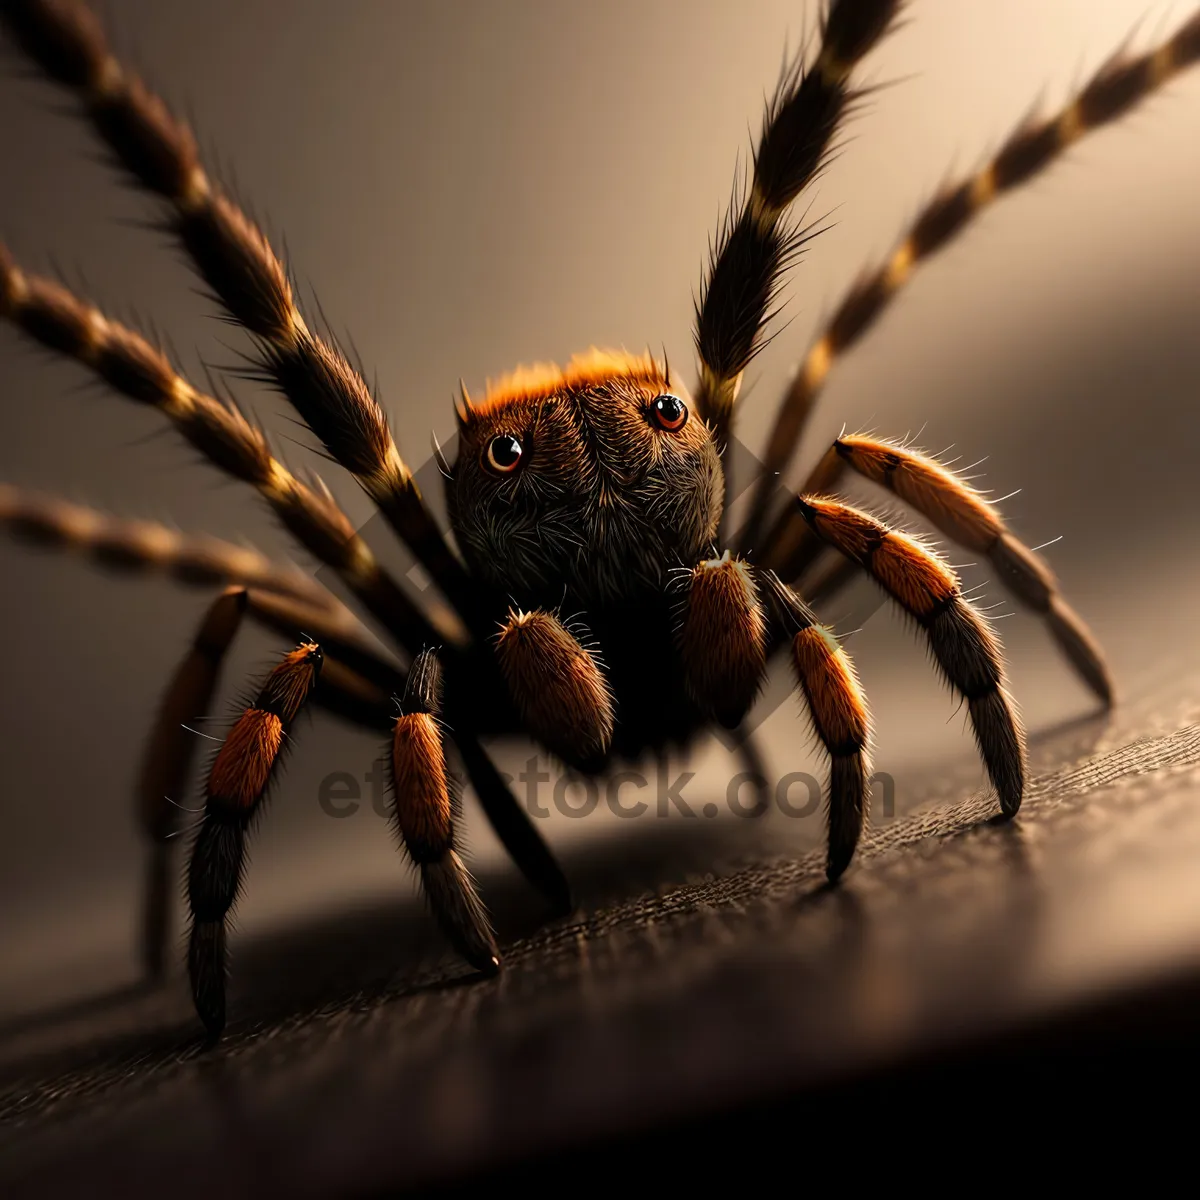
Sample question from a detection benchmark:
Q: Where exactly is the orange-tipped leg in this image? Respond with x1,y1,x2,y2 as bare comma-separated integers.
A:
768,437,1112,706
390,649,500,976
186,640,323,1038
760,571,873,881
795,496,1026,818
137,584,398,981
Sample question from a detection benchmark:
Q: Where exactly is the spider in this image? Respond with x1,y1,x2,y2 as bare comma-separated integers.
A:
1,0,1196,1040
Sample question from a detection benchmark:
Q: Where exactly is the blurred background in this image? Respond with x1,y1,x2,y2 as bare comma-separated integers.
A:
2,0,1199,1034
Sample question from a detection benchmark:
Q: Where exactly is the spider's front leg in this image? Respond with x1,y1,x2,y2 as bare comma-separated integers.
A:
763,437,1112,705
795,496,1026,817
140,584,400,979
677,554,871,881
390,649,499,975
187,640,323,1037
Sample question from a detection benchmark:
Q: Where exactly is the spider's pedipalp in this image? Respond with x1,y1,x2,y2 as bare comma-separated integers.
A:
741,6,1200,551
795,495,1025,816
0,0,479,629
759,569,872,880
390,649,499,975
677,552,767,729
770,436,1113,705
187,638,323,1036
695,0,903,441
0,248,462,653
494,609,614,768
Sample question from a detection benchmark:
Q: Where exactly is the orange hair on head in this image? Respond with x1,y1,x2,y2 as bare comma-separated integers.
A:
463,347,669,420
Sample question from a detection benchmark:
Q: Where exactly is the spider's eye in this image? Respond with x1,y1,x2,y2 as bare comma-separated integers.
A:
650,393,688,432
485,433,524,474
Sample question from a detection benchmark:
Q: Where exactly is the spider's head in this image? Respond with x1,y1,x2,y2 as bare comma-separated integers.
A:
446,349,723,607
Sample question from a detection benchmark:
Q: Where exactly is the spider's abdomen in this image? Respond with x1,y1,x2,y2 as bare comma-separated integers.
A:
446,349,723,609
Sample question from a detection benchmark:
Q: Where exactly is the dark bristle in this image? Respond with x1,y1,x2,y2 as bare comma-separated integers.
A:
824,0,905,66
826,753,868,883
754,65,843,211
993,118,1061,191
968,690,1026,818
695,209,789,380
402,648,443,716
187,919,228,1038
177,200,295,344
176,394,274,485
90,76,199,199
909,180,975,259
695,0,902,435
186,814,246,923
95,323,178,406
757,566,817,635
263,331,392,479
0,0,107,88
741,1,1200,558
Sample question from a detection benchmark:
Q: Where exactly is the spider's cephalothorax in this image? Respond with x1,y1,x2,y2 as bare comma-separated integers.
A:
448,351,722,610
2,0,1197,1039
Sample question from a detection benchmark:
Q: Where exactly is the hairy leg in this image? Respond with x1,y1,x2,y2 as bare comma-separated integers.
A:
758,571,872,881
390,650,499,974
0,247,458,652
794,495,1025,816
740,9,1200,550
0,0,481,629
187,639,323,1037
694,0,902,456
674,549,870,876
141,586,398,978
0,483,341,612
772,437,1111,703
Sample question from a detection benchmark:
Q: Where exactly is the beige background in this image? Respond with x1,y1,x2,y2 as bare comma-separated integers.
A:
2,0,1199,1016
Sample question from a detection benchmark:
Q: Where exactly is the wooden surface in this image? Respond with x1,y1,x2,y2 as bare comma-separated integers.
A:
1,655,1198,1194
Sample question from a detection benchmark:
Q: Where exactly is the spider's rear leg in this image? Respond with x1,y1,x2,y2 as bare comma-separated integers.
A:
794,496,1026,817
768,438,1112,705
391,649,499,975
187,639,323,1038
493,609,614,769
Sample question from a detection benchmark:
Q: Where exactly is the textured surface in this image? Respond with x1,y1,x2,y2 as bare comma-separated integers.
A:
2,660,1199,1194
